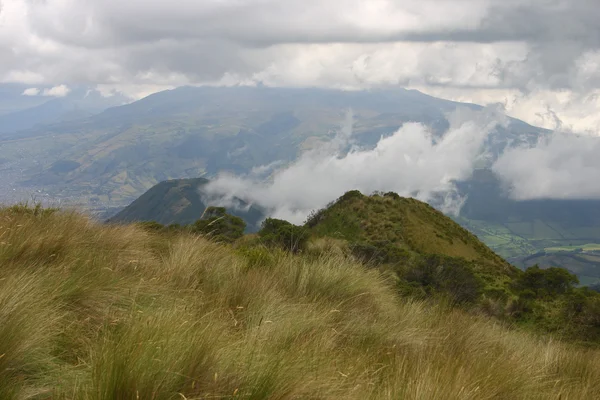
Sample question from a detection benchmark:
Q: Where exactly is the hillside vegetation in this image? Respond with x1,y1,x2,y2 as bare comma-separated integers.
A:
299,191,600,342
306,190,514,276
3,204,600,398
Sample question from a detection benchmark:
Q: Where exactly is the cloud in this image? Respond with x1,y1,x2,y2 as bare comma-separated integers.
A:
415,86,600,136
42,84,70,97
493,131,600,200
21,85,71,97
22,87,40,96
2,0,600,131
205,106,506,223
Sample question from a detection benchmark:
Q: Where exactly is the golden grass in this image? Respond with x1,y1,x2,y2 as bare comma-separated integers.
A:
1,208,600,399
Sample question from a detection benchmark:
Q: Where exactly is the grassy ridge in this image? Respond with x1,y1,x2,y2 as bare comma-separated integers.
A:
2,207,600,398
307,191,517,285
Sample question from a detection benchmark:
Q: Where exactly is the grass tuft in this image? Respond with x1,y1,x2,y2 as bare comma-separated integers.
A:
1,206,600,399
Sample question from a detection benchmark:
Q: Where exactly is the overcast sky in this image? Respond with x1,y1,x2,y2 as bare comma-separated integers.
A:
1,0,600,133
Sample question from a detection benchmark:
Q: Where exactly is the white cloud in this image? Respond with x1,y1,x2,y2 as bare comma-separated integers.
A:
412,87,600,135
1,0,600,131
42,84,71,97
22,87,40,96
493,132,600,200
205,107,506,223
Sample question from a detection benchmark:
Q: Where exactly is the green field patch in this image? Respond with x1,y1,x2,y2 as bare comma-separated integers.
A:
545,222,579,239
532,219,564,239
504,222,534,237
545,243,600,252
579,253,600,262
564,227,600,239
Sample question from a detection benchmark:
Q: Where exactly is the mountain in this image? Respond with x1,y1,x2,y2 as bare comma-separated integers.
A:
0,90,128,134
110,181,517,282
108,177,265,231
0,83,49,115
0,99,92,133
0,86,546,207
108,169,600,285
266,190,600,343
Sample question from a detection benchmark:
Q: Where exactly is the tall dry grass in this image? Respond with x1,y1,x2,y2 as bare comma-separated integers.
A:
1,207,600,399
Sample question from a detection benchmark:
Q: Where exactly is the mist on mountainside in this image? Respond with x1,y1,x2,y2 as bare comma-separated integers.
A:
200,99,600,227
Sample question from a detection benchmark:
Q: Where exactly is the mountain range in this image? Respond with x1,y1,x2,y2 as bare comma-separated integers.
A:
1,85,599,283
0,86,544,204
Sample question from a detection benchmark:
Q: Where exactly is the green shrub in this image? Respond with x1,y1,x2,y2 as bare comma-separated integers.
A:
192,207,246,243
564,289,600,331
350,241,409,266
236,245,280,269
514,266,578,297
338,190,363,203
304,208,325,228
402,255,484,304
383,192,401,200
350,242,384,265
3,202,59,217
137,221,165,232
258,218,309,253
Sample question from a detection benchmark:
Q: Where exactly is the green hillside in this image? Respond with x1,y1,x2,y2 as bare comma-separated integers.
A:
294,190,600,342
108,172,600,286
306,190,517,282
109,177,265,230
3,204,600,398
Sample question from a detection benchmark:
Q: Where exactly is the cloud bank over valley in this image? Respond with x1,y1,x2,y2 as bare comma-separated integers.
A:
206,107,508,223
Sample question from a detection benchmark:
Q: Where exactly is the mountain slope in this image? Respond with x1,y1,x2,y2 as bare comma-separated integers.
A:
0,99,86,133
0,86,547,205
0,90,128,135
0,83,49,115
109,177,265,230
2,205,600,398
459,170,600,252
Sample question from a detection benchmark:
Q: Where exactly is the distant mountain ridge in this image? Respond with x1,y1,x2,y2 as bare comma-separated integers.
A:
0,88,128,134
108,177,265,231
0,86,547,206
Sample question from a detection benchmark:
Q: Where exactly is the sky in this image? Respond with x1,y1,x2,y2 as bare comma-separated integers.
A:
2,0,600,134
